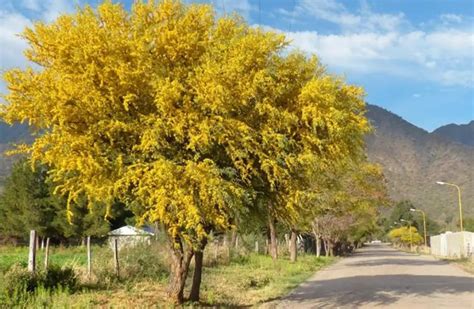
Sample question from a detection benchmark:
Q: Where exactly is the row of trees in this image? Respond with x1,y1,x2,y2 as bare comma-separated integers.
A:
0,159,133,243
0,1,387,303
378,200,442,244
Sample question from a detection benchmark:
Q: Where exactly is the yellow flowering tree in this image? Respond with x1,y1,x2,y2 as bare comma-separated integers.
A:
2,0,371,303
389,226,423,246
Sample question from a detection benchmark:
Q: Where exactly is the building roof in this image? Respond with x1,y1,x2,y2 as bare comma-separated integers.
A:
108,225,155,236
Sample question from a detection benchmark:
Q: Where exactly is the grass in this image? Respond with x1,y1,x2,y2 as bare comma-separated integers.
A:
0,244,334,307
0,246,88,273
441,257,474,275
198,254,334,306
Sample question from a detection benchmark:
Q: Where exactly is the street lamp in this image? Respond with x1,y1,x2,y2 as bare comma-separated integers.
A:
410,208,427,248
436,181,463,231
400,219,413,251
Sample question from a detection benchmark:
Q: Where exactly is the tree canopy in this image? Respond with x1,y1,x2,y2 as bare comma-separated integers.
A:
1,0,373,303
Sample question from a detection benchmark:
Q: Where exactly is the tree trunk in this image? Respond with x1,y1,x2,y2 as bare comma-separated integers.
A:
324,239,329,257
315,235,321,257
189,237,208,302
167,235,194,304
312,223,321,258
230,229,238,248
328,240,334,257
289,230,297,263
268,213,278,261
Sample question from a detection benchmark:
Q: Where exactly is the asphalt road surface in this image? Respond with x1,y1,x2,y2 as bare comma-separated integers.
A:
276,244,473,308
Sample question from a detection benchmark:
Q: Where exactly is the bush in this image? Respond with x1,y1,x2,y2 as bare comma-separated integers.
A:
93,242,169,286
3,264,38,294
2,263,77,297
42,264,77,291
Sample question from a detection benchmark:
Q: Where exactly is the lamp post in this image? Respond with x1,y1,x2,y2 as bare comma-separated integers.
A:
410,208,427,248
436,181,463,231
400,219,413,251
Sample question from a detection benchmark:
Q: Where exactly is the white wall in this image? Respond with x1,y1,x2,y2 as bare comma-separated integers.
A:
430,231,474,258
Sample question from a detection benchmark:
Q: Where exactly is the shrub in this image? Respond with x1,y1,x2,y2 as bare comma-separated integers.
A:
93,242,169,286
2,263,77,297
3,264,38,294
42,264,77,291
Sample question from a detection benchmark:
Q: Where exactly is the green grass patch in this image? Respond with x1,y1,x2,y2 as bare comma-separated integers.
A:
0,245,334,307
198,254,334,306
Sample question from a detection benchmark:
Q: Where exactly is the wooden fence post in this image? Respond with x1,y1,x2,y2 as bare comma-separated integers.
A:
44,237,50,270
28,230,37,273
87,236,92,279
113,238,120,278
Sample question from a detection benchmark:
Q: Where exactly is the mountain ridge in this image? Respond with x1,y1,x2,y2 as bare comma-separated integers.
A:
432,121,474,147
365,104,473,225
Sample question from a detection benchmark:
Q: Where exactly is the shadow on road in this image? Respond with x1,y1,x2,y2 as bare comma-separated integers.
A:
286,275,473,307
352,250,412,257
346,258,450,267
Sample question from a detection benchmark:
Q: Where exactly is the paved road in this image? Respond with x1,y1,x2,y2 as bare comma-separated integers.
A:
276,244,473,308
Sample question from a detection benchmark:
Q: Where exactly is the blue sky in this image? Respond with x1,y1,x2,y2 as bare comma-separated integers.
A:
0,0,473,131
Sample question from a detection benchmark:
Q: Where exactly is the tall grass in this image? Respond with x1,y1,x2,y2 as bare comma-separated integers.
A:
0,239,334,307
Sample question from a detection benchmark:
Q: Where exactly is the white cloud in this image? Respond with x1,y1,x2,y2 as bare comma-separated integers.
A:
0,10,31,69
271,0,474,88
0,0,79,70
440,14,463,24
21,0,41,11
282,29,474,87
281,0,406,33
217,0,255,20
41,0,78,22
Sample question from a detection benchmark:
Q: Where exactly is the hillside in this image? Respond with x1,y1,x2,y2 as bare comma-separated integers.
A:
432,121,474,147
0,122,30,185
365,105,473,224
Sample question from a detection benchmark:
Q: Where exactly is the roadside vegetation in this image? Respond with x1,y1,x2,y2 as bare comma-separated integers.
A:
438,257,474,275
0,241,334,307
0,0,387,305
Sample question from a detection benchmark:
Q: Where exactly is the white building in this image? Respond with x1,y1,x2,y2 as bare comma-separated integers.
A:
108,225,155,250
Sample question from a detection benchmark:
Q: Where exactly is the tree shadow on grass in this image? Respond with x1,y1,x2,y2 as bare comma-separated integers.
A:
283,275,473,308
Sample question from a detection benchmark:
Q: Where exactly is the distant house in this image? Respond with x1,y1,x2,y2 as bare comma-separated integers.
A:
108,225,155,250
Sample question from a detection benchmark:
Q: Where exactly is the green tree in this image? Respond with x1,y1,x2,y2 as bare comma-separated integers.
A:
0,159,60,240
464,217,474,232
0,159,112,242
385,200,441,240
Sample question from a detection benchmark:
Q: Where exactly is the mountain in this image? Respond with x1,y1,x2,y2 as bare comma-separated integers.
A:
432,121,474,147
365,104,473,225
0,122,30,185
